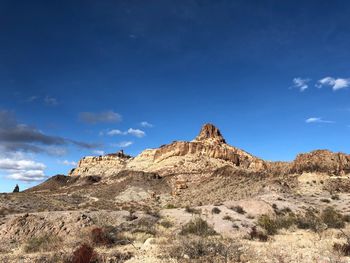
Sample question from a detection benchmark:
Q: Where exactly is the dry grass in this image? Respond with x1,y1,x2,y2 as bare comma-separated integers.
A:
180,217,217,236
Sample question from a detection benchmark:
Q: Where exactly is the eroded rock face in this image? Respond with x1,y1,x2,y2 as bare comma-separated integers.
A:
290,150,350,176
195,123,226,143
70,123,266,178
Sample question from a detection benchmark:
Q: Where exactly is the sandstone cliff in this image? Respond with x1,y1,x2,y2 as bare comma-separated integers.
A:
69,123,265,179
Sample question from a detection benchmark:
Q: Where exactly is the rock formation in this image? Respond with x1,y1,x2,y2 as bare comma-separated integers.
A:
69,123,350,180
69,123,265,179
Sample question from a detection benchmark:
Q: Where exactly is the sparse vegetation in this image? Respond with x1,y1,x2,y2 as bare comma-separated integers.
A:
321,207,345,229
249,226,268,242
180,217,217,236
231,205,246,214
71,244,97,263
159,219,173,228
185,206,201,214
212,207,221,214
166,237,242,262
223,215,233,221
320,198,331,203
90,227,114,246
24,234,62,253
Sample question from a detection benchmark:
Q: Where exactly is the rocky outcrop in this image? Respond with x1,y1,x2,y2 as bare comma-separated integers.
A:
70,123,266,178
290,150,350,176
195,123,226,143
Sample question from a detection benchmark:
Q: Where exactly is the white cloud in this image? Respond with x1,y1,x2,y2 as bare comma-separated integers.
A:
140,121,153,128
114,141,133,148
59,160,77,166
107,129,123,136
7,170,46,182
305,117,334,124
292,77,310,92
104,128,146,138
92,150,105,155
0,158,47,182
316,77,350,91
127,128,145,138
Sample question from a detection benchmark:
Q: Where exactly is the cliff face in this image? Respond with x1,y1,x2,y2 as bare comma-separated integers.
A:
69,124,350,179
290,150,350,176
69,123,265,178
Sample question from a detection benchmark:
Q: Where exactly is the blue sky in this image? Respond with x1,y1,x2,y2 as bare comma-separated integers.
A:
1,0,350,192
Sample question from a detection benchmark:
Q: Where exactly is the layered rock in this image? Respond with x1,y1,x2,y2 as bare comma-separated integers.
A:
290,150,350,176
69,123,265,178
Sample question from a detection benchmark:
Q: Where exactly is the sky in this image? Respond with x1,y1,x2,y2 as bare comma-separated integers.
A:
0,0,350,192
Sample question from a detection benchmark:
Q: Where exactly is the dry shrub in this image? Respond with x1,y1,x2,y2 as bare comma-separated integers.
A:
333,242,350,256
90,227,114,246
159,219,173,228
24,234,62,253
296,210,323,232
212,207,221,214
71,244,97,263
231,206,246,214
180,217,217,236
321,207,345,229
166,237,242,262
249,226,268,242
185,206,201,214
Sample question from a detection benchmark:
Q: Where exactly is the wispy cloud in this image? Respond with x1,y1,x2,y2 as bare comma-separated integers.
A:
79,110,122,124
104,128,146,138
140,121,153,128
59,160,77,166
0,157,47,182
113,141,133,148
316,77,350,91
292,77,310,92
305,117,334,124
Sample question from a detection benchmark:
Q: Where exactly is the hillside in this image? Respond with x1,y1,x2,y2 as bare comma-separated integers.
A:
1,124,350,262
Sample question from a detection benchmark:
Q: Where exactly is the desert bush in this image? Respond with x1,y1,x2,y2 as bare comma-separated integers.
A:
145,208,161,218
185,206,201,214
258,215,278,235
331,194,340,200
180,217,217,236
231,205,246,214
90,227,114,246
212,207,221,214
343,214,350,223
321,207,345,229
71,244,97,263
159,219,173,228
131,217,158,235
24,234,62,253
257,213,296,236
320,198,331,203
333,231,350,256
296,210,323,232
249,226,268,242
166,237,242,262
223,215,233,221
165,204,177,209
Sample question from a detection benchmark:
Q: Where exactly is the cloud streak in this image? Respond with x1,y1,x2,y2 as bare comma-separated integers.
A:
140,121,153,128
104,128,146,138
305,117,334,124
79,110,122,124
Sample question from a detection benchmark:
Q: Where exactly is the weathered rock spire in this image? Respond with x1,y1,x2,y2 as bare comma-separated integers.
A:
195,123,226,144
